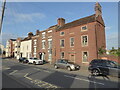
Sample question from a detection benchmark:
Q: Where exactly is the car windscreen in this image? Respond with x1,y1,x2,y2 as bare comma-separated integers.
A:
33,58,38,60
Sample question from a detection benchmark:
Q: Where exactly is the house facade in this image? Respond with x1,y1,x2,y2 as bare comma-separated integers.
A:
20,32,33,59
14,38,21,59
6,2,106,65
30,2,106,65
31,26,57,64
6,39,16,57
54,2,106,65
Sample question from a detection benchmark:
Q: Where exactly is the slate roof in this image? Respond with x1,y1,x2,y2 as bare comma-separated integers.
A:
56,14,96,31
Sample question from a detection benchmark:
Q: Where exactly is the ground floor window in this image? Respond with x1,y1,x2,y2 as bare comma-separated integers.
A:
82,51,88,62
48,49,52,61
61,52,65,59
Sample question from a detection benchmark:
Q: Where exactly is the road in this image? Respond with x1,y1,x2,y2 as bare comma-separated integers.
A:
2,58,120,89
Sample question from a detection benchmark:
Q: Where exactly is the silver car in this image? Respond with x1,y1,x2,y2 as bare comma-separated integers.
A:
54,59,80,71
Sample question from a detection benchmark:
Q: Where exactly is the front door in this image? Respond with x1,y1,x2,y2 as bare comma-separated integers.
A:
69,54,75,63
48,49,52,61
42,53,45,60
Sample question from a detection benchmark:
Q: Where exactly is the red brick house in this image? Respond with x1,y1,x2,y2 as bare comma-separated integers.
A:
31,2,106,65
54,2,106,65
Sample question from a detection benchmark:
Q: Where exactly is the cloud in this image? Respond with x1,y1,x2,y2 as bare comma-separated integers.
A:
13,13,46,23
5,8,46,23
64,11,74,15
105,26,111,30
0,32,19,47
106,32,118,49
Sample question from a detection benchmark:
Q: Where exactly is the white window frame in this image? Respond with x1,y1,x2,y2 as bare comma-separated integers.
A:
42,32,46,39
61,52,65,59
48,30,52,33
81,25,88,32
34,47,36,53
48,36,52,38
48,39,52,49
60,31,65,36
81,35,88,47
42,40,46,49
70,37,74,47
82,51,89,63
60,39,65,48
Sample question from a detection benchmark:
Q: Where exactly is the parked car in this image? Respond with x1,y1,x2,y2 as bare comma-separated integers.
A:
54,59,80,71
18,57,28,63
28,58,43,65
88,59,120,77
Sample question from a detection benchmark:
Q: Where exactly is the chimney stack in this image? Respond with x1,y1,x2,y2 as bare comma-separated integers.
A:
36,30,39,35
95,2,102,17
57,18,65,27
28,32,33,37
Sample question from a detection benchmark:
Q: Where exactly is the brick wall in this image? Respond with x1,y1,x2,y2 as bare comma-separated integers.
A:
98,55,120,64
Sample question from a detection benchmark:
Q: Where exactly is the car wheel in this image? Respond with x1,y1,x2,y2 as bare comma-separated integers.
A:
92,69,100,76
67,66,71,71
33,62,36,65
54,65,58,69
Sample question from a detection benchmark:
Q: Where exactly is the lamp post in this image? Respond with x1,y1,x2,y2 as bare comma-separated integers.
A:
0,0,6,34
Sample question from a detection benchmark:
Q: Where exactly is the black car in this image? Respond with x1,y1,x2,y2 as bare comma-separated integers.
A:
18,57,29,63
88,59,120,77
54,59,80,71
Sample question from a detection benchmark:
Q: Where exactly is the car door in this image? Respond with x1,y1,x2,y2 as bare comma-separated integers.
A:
29,58,33,63
107,61,119,77
99,60,109,75
61,60,67,69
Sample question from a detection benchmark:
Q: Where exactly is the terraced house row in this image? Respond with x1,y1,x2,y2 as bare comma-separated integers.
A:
6,2,106,65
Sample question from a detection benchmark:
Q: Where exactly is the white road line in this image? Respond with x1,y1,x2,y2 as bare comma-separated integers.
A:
33,68,52,73
64,75,104,85
24,73,33,80
9,70,18,75
24,73,29,77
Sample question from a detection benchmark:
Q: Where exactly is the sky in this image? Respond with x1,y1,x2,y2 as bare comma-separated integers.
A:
0,2,118,49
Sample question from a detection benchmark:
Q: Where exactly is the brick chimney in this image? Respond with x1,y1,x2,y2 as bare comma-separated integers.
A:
36,30,39,35
57,18,65,27
95,2,102,17
28,32,33,37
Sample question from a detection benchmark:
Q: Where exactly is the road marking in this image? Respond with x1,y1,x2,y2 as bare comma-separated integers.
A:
64,75,104,85
43,70,52,73
2,67,10,70
24,73,29,77
24,73,59,88
24,73,33,80
33,68,52,73
9,70,18,75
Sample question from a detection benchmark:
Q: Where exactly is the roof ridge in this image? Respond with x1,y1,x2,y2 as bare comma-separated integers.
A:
65,14,95,25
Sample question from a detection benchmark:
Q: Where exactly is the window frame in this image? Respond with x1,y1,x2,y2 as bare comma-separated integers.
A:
61,52,65,59
70,37,74,47
81,35,88,47
42,40,46,49
81,25,88,32
60,39,65,48
82,51,89,63
60,31,65,36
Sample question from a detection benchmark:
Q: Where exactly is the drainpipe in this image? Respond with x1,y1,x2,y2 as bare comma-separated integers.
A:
95,23,98,59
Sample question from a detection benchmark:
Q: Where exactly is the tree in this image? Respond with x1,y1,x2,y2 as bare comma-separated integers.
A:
110,47,117,54
98,46,106,55
116,47,120,56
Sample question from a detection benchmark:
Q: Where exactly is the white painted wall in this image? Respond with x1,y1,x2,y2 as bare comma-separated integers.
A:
5,40,10,57
20,40,32,59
